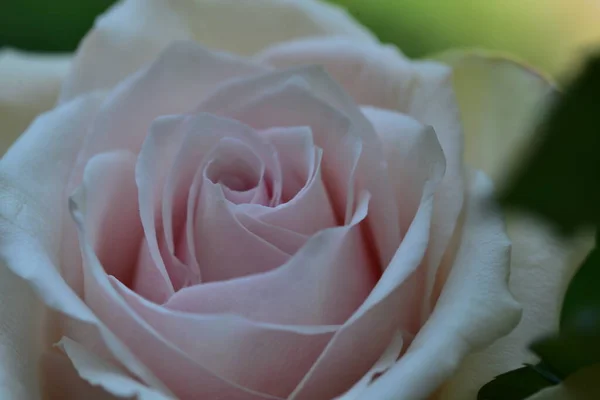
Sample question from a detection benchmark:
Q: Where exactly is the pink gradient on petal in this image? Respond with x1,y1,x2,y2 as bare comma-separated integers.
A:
113,279,336,398
74,150,143,288
166,192,377,327
198,67,401,269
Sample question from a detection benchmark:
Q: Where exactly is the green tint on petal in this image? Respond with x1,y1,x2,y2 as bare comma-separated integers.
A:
433,49,556,182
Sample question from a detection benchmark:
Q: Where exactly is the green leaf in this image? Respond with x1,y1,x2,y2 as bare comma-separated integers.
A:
0,0,116,52
530,334,600,380
477,364,557,400
560,246,600,335
500,54,600,234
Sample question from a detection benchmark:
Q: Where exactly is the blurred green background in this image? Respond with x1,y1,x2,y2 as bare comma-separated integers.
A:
2,0,600,79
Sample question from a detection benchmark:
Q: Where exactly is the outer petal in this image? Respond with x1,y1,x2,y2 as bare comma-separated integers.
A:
355,171,521,399
0,264,44,399
438,217,591,399
0,95,172,396
0,50,70,155
55,338,170,400
60,0,376,100
437,52,593,399
434,49,556,181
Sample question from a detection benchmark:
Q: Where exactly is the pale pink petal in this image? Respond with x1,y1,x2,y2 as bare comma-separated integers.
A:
353,171,521,400
205,137,269,205
68,41,267,193
257,38,414,110
238,136,336,237
258,38,465,316
288,126,446,400
113,280,336,398
146,113,284,283
334,331,405,400
69,176,280,400
75,151,143,288
166,191,376,327
233,212,308,256
362,106,443,232
261,126,316,203
60,0,374,100
199,66,401,267
191,173,290,282
134,116,182,301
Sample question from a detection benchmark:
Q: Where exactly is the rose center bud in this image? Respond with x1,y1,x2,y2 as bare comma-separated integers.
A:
204,137,270,205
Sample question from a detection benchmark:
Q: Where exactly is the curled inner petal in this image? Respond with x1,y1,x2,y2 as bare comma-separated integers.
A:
204,138,269,205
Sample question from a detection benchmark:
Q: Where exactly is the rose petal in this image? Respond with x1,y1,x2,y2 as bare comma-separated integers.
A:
199,66,401,266
434,52,592,399
0,263,43,399
0,93,97,400
60,0,375,100
113,280,337,398
0,94,172,396
191,174,289,282
261,126,316,203
68,41,267,192
41,350,117,400
165,191,375,327
258,37,465,317
76,151,142,287
70,164,280,400
205,138,268,204
0,49,70,155
334,331,405,400
238,129,337,238
434,50,557,181
288,120,446,400
355,171,521,400
57,337,170,400
138,113,286,283
362,106,441,231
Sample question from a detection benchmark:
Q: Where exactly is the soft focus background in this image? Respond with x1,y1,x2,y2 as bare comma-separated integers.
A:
2,0,600,80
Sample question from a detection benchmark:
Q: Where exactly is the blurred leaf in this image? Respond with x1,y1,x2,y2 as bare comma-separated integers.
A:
432,49,555,181
525,364,600,400
477,364,557,400
0,0,115,52
530,334,600,379
501,54,600,234
560,245,600,335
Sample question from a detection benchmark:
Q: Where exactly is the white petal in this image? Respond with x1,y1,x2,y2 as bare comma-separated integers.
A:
0,263,43,399
356,171,521,400
0,94,171,395
57,338,171,400
434,50,556,181
437,51,593,399
61,0,375,101
438,217,592,399
0,49,70,155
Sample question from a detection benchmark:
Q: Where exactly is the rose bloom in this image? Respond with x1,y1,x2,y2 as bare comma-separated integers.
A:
0,1,582,399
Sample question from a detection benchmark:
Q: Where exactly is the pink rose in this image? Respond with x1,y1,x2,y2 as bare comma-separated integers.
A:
0,1,525,399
